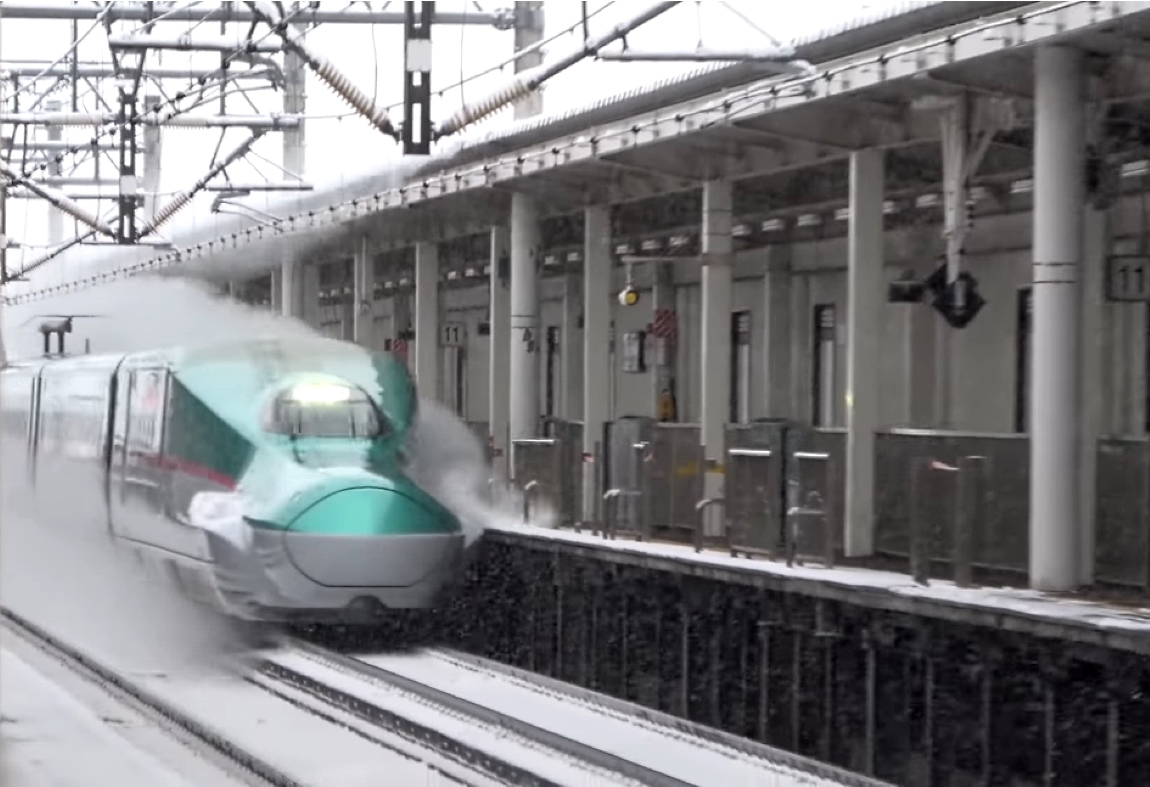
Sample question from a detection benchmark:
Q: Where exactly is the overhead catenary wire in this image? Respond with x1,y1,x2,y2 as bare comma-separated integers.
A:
435,1,677,138
245,0,397,137
139,130,265,238
4,8,112,103
8,0,777,299
3,2,309,181
263,2,620,125
12,228,100,280
1,3,310,282
0,162,115,237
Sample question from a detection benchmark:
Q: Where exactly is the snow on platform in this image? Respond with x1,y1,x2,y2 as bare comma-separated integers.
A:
0,646,243,787
486,523,1150,653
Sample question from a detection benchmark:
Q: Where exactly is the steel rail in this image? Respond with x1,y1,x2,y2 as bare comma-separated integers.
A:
426,647,895,787
264,639,676,787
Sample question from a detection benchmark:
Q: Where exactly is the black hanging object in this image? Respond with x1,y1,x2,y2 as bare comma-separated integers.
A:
402,3,434,155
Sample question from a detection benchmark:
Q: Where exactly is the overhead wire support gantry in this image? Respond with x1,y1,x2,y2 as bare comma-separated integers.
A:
0,1,320,256
0,3,516,28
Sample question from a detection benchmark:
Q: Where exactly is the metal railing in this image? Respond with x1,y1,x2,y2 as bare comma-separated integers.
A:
499,417,1150,594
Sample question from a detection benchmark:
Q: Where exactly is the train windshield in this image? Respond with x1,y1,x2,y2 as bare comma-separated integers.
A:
264,380,386,439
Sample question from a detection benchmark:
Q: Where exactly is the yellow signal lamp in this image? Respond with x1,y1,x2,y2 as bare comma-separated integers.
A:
618,286,641,307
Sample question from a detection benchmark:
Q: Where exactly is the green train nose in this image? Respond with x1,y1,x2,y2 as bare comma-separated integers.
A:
283,487,464,588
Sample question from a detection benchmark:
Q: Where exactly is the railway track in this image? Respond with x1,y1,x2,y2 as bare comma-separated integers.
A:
3,606,891,786
255,638,894,787
1,608,502,786
0,607,305,787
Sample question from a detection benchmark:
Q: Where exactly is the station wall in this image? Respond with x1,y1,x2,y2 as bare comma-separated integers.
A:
289,196,1150,439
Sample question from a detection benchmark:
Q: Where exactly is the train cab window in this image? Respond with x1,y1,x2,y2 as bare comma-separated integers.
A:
264,380,386,439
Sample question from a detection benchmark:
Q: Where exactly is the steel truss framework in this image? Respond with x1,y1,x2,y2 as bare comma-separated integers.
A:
0,0,815,291
0,0,520,282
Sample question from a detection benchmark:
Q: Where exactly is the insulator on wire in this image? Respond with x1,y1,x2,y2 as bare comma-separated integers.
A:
307,54,395,137
436,74,535,139
250,1,395,138
141,192,192,236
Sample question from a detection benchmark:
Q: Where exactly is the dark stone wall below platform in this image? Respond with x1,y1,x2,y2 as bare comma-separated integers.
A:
431,539,1150,787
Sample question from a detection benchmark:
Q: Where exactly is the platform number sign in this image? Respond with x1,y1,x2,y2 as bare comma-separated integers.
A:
440,322,466,348
1106,254,1150,302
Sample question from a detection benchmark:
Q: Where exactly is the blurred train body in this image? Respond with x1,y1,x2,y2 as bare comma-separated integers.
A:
0,336,466,624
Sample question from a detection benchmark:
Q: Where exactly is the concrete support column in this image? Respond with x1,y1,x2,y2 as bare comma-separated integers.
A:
352,237,374,347
414,241,440,398
1078,205,1107,585
845,149,885,558
142,93,163,227
583,204,612,521
278,21,306,318
489,226,511,484
561,272,583,420
1030,45,1086,591
277,257,305,318
509,192,541,449
700,180,733,534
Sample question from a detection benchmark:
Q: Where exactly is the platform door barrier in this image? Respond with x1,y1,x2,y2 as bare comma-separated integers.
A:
512,438,563,523
725,448,780,558
908,454,988,587
785,450,839,568
1094,437,1150,590
602,417,655,539
724,420,791,559
648,423,702,546
551,419,583,527
604,439,653,540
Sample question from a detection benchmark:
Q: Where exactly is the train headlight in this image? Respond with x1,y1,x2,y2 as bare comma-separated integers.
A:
618,287,640,307
288,381,352,404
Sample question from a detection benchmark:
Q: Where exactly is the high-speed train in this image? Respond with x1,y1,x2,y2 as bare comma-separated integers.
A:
0,334,466,624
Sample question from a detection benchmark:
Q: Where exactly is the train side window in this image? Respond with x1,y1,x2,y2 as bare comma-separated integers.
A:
126,368,168,456
112,367,130,460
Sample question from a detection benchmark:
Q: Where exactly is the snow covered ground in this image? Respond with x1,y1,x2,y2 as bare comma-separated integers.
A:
0,643,249,787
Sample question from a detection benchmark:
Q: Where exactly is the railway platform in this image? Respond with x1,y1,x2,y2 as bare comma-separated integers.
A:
485,521,1150,655
447,519,1150,786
